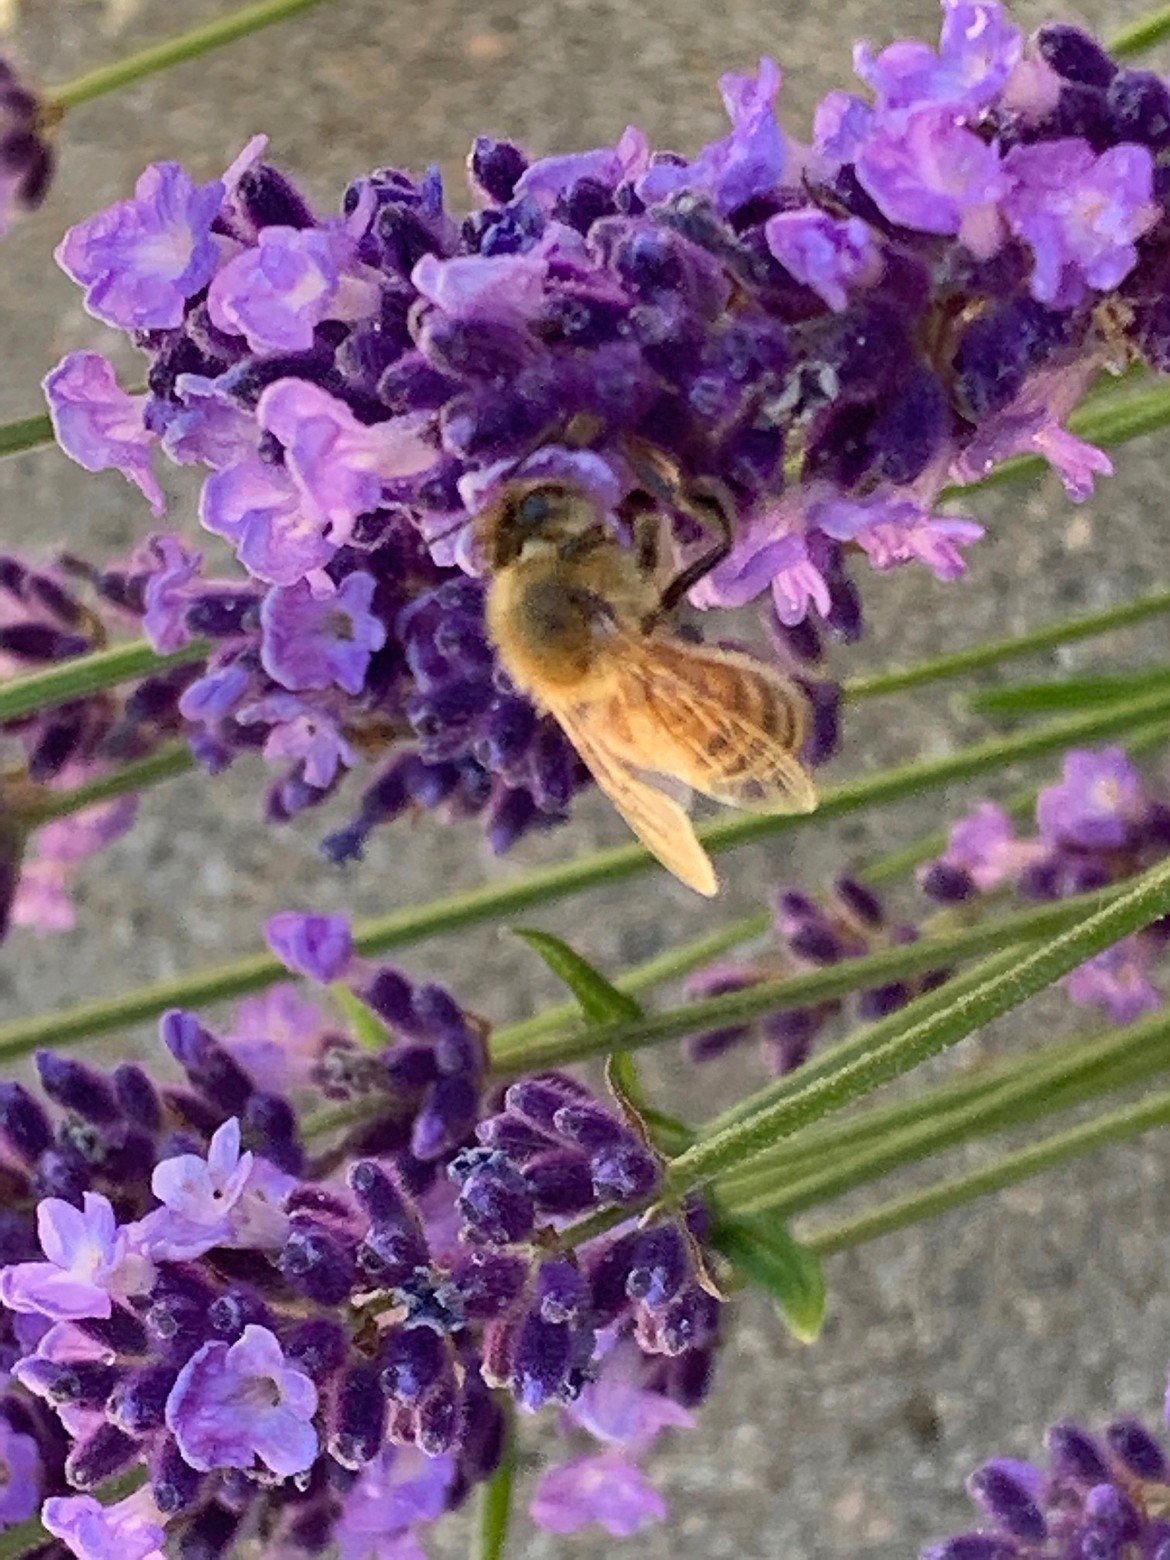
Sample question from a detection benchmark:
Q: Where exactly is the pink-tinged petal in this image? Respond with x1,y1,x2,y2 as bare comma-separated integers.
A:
43,353,165,517
42,1490,166,1560
530,1454,667,1537
207,226,343,352
200,455,328,586
765,210,880,311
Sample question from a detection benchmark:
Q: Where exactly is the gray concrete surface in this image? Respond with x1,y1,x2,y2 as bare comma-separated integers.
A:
2,0,1170,1554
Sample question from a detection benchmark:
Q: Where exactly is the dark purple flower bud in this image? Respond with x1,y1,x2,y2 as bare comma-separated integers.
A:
1108,69,1170,149
380,1325,448,1404
458,1157,536,1245
1106,1418,1168,1480
591,1141,661,1204
626,1223,690,1308
552,1102,629,1152
476,1113,552,1157
358,1219,430,1285
920,861,976,904
235,163,315,229
0,1082,52,1162
412,1074,479,1161
1036,24,1117,87
177,1501,240,1560
77,1305,149,1358
243,1092,302,1173
18,1357,119,1409
150,1439,206,1516
470,137,529,203
329,1362,386,1469
160,1010,254,1114
284,1318,350,1383
834,877,884,928
279,1220,356,1304
967,1459,1048,1543
384,1044,440,1094
415,1377,463,1455
207,1286,274,1340
111,1064,162,1134
535,1258,588,1324
35,1147,91,1202
107,1364,177,1435
919,1540,1018,1560
645,1284,721,1356
858,981,912,1020
65,1422,140,1489
34,1052,119,1124
504,1074,593,1131
458,1371,507,1484
0,623,90,660
586,1231,641,1325
524,1150,596,1217
1045,1422,1111,1484
449,1250,530,1319
361,969,417,1032
510,1314,574,1412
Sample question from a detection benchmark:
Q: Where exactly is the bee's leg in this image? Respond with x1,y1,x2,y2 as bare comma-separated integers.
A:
647,478,735,625
616,490,661,574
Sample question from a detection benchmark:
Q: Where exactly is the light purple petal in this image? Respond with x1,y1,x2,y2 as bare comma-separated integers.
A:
162,374,257,470
42,1491,165,1560
1068,940,1162,1025
55,161,224,329
856,105,1005,239
530,1454,667,1537
200,453,328,587
265,910,353,982
513,125,650,209
260,571,386,694
764,209,879,311
208,226,342,352
43,353,165,517
854,1,1022,113
140,534,203,653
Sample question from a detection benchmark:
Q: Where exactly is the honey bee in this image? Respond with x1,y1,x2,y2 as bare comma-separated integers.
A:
476,452,817,895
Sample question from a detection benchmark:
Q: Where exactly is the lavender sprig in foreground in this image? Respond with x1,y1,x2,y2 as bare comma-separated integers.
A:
27,0,1170,898
0,912,718,1555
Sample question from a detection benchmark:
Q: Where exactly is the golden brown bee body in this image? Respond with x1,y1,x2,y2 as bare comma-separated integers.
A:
477,475,817,896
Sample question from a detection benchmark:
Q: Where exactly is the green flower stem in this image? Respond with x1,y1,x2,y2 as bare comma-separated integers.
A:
718,1009,1170,1218
20,744,196,827
0,638,210,725
49,0,335,111
0,1467,146,1560
663,853,1170,1195
1111,3,1170,58
472,1404,516,1560
491,879,1141,1074
807,1083,1170,1257
844,587,1170,701
0,412,53,459
3,683,1170,1064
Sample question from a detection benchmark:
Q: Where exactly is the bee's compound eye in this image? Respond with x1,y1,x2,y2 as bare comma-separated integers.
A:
515,491,554,529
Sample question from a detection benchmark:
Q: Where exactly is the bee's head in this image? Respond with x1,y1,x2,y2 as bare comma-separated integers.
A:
477,480,600,569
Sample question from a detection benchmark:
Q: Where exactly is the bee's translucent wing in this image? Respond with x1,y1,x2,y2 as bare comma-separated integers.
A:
612,634,818,815
548,695,719,896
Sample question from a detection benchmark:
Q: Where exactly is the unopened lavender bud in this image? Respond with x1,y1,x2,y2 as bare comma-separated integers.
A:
34,1052,119,1124
328,1362,386,1469
65,1422,140,1489
0,1081,52,1162
966,1459,1048,1544
380,1326,447,1405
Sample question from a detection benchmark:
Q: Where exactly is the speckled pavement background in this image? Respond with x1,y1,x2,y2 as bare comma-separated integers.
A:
2,1,1170,1554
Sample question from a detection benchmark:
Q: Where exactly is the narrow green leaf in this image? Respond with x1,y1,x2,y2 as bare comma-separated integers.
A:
714,1214,827,1343
0,637,210,726
666,853,1170,1193
0,412,53,459
1110,2,1170,58
969,670,1170,717
513,928,642,1024
330,983,390,1051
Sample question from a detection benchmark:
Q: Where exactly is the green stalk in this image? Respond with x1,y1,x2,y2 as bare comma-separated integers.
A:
807,1085,1170,1256
471,1406,516,1560
1110,3,1170,58
718,1010,1170,1218
49,0,335,111
491,883,1133,1074
0,412,53,459
21,745,197,827
844,588,1170,701
664,854,1170,1194
0,638,209,725
3,683,1169,1063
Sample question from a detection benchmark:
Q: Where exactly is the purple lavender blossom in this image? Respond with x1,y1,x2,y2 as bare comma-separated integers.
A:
853,1,1023,114
1065,938,1161,1025
764,209,879,312
207,225,345,352
42,1490,166,1560
530,1452,668,1537
334,1445,455,1560
260,571,386,694
1035,746,1145,850
43,355,165,518
164,1323,319,1475
0,1193,152,1320
138,1116,292,1260
11,796,138,936
265,911,354,982
55,161,225,329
